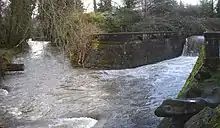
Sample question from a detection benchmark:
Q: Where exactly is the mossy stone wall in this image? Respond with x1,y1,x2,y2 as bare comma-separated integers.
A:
84,37,185,69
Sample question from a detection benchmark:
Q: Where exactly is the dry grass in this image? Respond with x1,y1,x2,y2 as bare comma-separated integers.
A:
54,12,100,66
40,0,100,66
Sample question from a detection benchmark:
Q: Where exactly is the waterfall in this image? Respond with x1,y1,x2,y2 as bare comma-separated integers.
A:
182,36,205,56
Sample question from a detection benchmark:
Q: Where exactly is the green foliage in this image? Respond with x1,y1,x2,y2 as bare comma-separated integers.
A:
97,0,112,12
217,0,220,17
101,8,142,32
150,0,178,14
8,0,35,48
85,12,105,25
174,5,201,17
123,0,139,9
131,16,216,35
93,0,220,33
132,16,177,31
100,13,122,32
199,0,214,17
0,0,35,49
92,38,100,50
52,11,100,65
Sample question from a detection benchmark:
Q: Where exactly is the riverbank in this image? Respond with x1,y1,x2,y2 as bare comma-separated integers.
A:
157,46,220,127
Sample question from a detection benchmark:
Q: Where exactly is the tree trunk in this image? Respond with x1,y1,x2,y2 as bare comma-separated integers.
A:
93,0,97,12
8,0,35,48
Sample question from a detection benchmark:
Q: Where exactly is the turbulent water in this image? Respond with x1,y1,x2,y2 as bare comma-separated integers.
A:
182,36,204,56
0,40,197,128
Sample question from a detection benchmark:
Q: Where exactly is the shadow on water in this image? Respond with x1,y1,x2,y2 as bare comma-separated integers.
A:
0,40,197,128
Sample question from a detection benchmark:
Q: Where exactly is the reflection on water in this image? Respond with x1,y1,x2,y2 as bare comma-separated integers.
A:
0,41,197,128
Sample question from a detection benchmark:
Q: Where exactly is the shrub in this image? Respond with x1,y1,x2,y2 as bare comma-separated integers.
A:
53,12,100,66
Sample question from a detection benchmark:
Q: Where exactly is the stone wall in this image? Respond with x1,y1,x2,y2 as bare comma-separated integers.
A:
84,37,185,69
157,46,220,128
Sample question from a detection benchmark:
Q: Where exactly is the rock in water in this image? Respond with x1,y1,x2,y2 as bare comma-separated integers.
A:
155,98,219,117
0,89,8,97
184,107,216,128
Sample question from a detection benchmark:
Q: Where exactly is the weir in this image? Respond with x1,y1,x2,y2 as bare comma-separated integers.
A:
84,31,186,69
32,31,202,69
32,31,200,69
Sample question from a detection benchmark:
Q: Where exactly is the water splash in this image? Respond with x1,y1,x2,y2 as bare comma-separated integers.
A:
182,36,204,56
48,117,98,128
0,89,8,97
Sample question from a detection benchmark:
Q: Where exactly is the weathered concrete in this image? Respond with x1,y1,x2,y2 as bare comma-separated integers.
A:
84,32,185,69
204,32,220,58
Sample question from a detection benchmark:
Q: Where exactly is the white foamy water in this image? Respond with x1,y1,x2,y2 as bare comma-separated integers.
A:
0,89,9,96
15,117,97,128
48,118,98,128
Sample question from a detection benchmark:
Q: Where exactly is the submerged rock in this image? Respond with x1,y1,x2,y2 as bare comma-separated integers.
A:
155,98,220,117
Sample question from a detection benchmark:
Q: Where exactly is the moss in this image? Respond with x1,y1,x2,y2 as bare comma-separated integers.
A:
207,106,220,128
160,45,220,127
178,45,220,98
92,39,122,49
98,53,115,66
98,41,124,45
98,59,109,66
178,46,205,98
92,39,100,49
175,45,220,127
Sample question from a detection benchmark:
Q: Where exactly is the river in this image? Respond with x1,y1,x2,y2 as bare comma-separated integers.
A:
0,40,197,128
